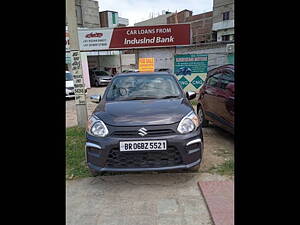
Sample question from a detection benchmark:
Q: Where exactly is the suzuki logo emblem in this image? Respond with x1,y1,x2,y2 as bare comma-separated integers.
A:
138,127,147,136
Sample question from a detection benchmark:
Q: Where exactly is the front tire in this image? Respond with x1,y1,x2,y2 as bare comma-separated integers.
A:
189,164,200,172
89,169,99,177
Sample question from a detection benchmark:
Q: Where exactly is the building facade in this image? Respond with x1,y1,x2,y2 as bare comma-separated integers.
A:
99,11,129,27
134,11,173,26
167,10,213,44
118,17,129,27
71,0,100,28
212,0,234,42
167,10,192,24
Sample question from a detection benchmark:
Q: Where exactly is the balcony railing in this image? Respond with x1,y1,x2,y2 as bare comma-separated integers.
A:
212,20,234,31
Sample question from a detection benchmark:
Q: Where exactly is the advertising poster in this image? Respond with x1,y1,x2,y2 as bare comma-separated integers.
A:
76,24,190,51
139,58,155,72
174,54,208,92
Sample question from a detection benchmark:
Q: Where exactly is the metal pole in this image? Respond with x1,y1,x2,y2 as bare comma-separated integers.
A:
66,0,88,128
119,50,123,73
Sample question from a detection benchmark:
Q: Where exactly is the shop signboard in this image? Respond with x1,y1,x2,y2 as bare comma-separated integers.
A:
139,58,154,72
174,54,208,92
70,51,86,105
78,29,113,51
77,24,190,51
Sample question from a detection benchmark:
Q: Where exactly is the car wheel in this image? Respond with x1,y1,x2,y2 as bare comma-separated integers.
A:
189,164,200,172
89,169,99,177
198,105,209,127
95,81,99,87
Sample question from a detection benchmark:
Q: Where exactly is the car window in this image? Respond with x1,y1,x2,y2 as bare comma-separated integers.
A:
100,71,109,76
106,75,183,101
206,73,221,87
220,71,234,89
94,71,107,76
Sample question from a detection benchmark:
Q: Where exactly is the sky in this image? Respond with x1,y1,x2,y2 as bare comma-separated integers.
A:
97,0,213,26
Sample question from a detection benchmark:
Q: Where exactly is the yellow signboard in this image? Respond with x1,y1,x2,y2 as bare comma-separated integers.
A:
139,58,155,72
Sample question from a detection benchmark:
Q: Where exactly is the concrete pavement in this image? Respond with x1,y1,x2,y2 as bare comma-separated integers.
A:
66,172,230,225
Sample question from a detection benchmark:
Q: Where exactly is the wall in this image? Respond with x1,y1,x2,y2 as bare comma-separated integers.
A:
137,48,176,72
176,43,230,71
87,54,136,73
167,10,213,44
134,13,173,26
118,17,129,27
136,41,233,73
81,0,100,28
99,11,109,27
216,28,234,41
213,0,234,24
167,10,192,24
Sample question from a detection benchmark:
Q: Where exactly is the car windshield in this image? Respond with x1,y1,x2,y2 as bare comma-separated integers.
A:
66,72,73,81
95,71,108,76
106,75,183,101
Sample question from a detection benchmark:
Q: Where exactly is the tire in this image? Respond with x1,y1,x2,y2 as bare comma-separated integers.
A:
89,169,99,177
198,105,209,127
95,81,99,87
189,164,200,172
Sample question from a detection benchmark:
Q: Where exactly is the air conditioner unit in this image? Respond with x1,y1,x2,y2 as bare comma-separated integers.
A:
226,43,234,53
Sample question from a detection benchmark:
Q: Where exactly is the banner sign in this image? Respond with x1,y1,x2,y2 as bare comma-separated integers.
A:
174,54,208,92
76,24,190,51
77,29,113,51
70,51,86,105
139,58,155,72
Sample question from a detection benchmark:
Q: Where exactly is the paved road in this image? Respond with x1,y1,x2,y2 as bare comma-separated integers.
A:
66,86,234,225
67,172,230,225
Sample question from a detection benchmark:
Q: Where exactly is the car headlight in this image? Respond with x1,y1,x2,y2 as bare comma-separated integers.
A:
87,115,109,137
177,111,200,134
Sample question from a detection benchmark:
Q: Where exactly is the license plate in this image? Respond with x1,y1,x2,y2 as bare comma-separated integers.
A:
120,140,167,152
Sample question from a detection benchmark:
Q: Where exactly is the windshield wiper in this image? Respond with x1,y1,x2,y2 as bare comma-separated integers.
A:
159,95,181,99
120,96,158,101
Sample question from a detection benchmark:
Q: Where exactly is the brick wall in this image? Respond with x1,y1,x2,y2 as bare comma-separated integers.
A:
167,10,213,44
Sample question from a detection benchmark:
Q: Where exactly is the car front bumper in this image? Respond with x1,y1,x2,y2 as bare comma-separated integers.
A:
99,80,111,85
85,127,203,172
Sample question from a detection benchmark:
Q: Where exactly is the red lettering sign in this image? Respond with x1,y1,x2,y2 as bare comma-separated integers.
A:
109,24,190,49
85,32,103,38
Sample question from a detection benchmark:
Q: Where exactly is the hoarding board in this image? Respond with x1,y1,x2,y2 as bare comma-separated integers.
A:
109,24,190,49
139,58,154,72
70,51,86,105
174,54,208,92
76,24,190,51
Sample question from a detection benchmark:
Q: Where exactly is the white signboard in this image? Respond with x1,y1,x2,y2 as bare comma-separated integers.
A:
78,29,113,51
70,51,86,105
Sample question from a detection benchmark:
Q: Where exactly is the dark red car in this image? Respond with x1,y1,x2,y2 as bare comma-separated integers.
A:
197,64,234,134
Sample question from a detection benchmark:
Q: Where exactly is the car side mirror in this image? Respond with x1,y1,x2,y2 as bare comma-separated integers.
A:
186,91,196,100
90,95,101,103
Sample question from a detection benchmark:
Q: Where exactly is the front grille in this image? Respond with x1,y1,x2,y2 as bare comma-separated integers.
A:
106,147,182,168
111,129,176,137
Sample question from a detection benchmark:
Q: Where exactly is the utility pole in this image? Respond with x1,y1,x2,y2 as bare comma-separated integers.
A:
66,0,88,128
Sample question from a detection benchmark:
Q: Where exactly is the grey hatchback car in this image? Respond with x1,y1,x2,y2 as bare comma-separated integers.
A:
86,72,204,176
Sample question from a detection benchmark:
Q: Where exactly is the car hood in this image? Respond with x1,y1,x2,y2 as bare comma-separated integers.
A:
93,98,193,126
66,80,74,88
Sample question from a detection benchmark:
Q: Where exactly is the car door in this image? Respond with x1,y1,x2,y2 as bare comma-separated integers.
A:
214,69,235,129
200,72,222,121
